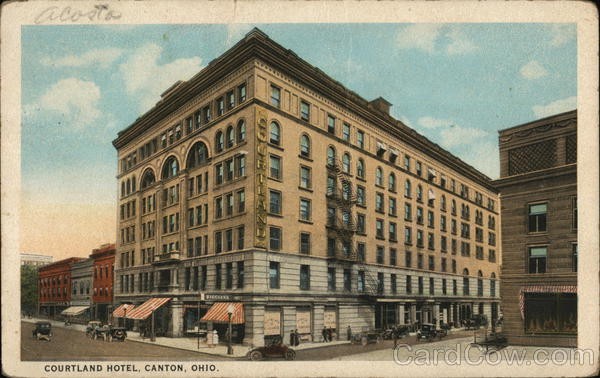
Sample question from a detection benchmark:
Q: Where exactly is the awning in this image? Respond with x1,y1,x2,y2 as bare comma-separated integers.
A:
201,302,244,324
519,285,577,319
376,142,387,151
126,297,172,320
61,306,89,316
112,303,136,318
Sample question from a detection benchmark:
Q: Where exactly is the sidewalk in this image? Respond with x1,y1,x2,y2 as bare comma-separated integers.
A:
22,317,350,358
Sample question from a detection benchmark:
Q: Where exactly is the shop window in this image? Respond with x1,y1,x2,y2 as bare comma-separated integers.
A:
524,293,577,334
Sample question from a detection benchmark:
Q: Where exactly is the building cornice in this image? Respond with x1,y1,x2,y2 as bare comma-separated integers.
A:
493,163,576,188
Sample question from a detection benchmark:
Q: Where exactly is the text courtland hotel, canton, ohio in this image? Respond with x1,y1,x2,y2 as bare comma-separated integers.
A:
112,28,501,346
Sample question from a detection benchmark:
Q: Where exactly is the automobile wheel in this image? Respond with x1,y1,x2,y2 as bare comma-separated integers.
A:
249,350,263,361
284,349,296,361
361,336,368,346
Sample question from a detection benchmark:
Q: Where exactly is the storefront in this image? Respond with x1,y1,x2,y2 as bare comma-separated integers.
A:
520,287,577,335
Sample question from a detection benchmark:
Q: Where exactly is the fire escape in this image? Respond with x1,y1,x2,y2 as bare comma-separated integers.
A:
326,158,380,298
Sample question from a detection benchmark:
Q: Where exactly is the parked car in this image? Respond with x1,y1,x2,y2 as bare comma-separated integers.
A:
32,321,52,341
86,321,103,338
247,337,296,361
381,326,410,340
351,330,383,346
107,326,127,342
416,323,446,342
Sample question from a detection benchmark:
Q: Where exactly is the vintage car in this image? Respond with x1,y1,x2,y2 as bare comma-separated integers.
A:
351,330,383,346
381,326,410,340
247,337,296,361
107,326,127,342
416,323,446,342
85,321,103,338
32,321,52,341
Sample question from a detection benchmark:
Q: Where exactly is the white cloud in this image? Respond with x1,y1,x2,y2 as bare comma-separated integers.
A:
445,28,478,55
520,60,548,80
396,24,477,55
396,24,443,53
549,24,575,47
417,116,454,129
41,48,124,69
532,96,576,118
28,78,101,128
439,125,488,149
119,43,203,112
462,141,500,179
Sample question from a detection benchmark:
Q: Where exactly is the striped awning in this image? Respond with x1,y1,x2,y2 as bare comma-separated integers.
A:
201,302,244,324
112,303,136,318
61,306,89,316
126,298,172,320
519,285,577,319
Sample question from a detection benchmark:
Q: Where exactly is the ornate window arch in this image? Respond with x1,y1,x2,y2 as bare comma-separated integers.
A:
342,153,351,173
388,173,396,191
300,134,311,157
161,156,180,180
141,168,156,189
327,146,336,166
186,141,209,170
269,121,281,145
215,130,224,152
226,125,235,148
236,119,246,142
357,158,365,178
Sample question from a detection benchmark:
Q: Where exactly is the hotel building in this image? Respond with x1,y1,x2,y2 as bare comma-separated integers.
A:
494,110,577,347
112,29,501,345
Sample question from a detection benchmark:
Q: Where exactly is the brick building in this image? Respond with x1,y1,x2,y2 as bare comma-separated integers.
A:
112,28,501,345
90,243,116,323
494,110,577,347
38,257,83,317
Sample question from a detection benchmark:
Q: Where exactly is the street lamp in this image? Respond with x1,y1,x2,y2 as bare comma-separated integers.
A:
227,304,234,355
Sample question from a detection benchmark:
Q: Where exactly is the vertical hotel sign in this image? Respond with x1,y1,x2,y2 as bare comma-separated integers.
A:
254,108,268,248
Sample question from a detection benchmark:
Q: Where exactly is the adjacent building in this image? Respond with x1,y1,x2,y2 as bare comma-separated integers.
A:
38,257,83,317
112,28,501,345
494,110,577,347
90,243,116,322
21,253,53,267
69,258,94,321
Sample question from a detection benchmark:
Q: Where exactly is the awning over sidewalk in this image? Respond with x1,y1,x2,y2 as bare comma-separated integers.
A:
60,306,89,316
112,303,136,318
519,285,577,319
201,302,244,324
126,298,172,320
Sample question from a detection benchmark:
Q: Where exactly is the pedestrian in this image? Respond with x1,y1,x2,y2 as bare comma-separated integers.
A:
393,327,399,348
294,329,300,346
327,327,333,342
346,325,352,341
289,329,295,346
322,327,328,342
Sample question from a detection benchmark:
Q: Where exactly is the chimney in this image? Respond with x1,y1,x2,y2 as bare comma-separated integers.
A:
369,97,392,115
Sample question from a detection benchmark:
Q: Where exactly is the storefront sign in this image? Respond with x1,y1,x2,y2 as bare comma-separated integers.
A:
264,310,281,335
296,310,311,334
254,109,268,248
324,310,337,329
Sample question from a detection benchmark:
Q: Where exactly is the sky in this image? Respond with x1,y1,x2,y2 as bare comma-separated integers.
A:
21,23,577,260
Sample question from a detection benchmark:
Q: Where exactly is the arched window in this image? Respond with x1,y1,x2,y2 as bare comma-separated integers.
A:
186,141,209,170
126,178,131,195
463,268,470,295
236,120,246,142
327,146,336,166
342,153,351,173
226,125,235,148
121,181,126,197
141,169,156,189
269,121,280,145
131,175,136,192
161,156,179,180
417,184,423,201
300,134,310,157
215,131,224,152
405,179,412,197
441,195,446,210
376,167,383,186
357,158,365,178
388,173,396,191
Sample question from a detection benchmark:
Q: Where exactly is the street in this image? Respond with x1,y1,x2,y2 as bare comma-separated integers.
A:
21,322,229,361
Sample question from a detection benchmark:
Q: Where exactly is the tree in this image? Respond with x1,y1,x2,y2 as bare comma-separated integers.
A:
21,265,38,316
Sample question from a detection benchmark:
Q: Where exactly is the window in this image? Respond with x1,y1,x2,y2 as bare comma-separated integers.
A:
404,227,412,245
528,203,548,233
226,263,233,289
376,246,384,264
428,255,435,271
215,131,224,152
269,227,282,251
375,192,384,212
300,233,311,254
300,134,310,157
463,269,470,296
416,185,423,202
300,101,310,121
416,207,423,224
528,246,547,273
389,222,397,241
418,277,424,294
429,277,435,295
215,231,222,253
269,122,281,145
237,120,246,142
299,265,311,290
215,164,224,185
388,173,396,191
572,244,577,272
357,242,366,262
344,269,352,291
215,264,222,289
342,123,351,141
299,166,311,189
416,230,424,248
417,253,423,269
327,146,336,166
327,115,336,134
161,156,179,179
416,161,422,176
328,267,336,291
572,196,577,229
238,83,247,102
357,130,365,149
390,248,397,266
186,142,208,170
237,261,244,288
404,180,411,197
299,199,311,221
269,190,282,214
376,219,384,239
226,193,234,216
452,279,457,295
358,271,365,292
269,261,280,289
376,167,383,186
217,97,225,116
226,126,235,148
270,85,281,108
524,293,577,334
441,257,447,272
356,186,366,207
377,272,384,294
389,197,397,216
427,210,434,228
442,279,447,295
269,155,281,179
406,276,412,294
477,271,483,296
237,226,245,249
391,274,397,293
236,155,246,177
356,159,365,178
227,90,235,110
